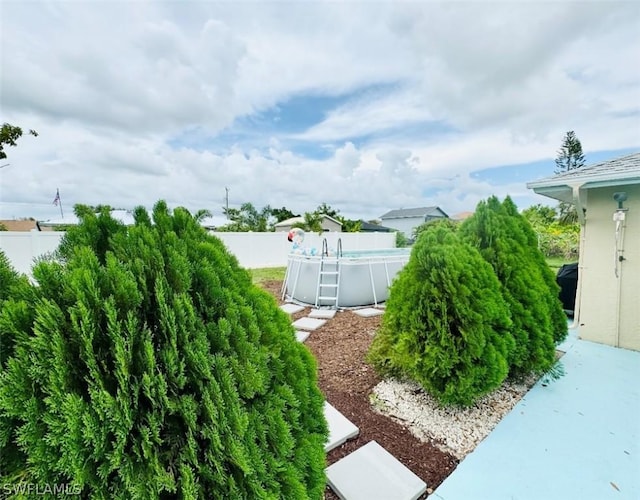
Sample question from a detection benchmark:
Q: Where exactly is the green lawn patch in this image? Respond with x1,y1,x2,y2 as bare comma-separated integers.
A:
250,266,286,284
546,257,569,272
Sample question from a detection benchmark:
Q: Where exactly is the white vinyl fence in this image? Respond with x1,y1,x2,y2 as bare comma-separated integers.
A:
0,231,396,276
0,232,64,278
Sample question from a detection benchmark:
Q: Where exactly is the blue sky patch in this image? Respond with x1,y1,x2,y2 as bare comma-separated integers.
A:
168,83,414,159
471,147,639,185
246,83,400,135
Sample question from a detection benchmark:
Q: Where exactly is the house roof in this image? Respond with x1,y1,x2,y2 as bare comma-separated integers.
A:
274,216,303,227
451,211,474,221
379,206,447,219
358,220,395,232
527,152,640,202
274,214,343,227
0,219,40,231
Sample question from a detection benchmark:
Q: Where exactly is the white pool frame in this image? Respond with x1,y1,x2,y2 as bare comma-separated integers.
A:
282,250,410,308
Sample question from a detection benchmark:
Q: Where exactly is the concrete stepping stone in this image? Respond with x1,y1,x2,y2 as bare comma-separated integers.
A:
292,317,326,331
324,402,359,452
309,309,336,319
295,330,310,343
280,303,305,314
326,441,427,500
353,308,384,318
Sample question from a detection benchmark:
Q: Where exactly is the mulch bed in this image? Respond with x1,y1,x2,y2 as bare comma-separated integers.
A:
260,280,459,498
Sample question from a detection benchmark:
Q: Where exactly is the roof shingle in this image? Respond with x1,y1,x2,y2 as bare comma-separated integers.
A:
527,152,640,189
380,206,446,219
0,220,40,231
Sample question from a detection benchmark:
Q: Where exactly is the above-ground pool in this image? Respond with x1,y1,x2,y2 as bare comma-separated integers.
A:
282,248,411,308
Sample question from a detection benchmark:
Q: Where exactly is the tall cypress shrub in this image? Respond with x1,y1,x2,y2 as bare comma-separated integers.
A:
502,197,568,344
0,251,36,480
368,223,513,406
460,196,566,377
0,202,327,499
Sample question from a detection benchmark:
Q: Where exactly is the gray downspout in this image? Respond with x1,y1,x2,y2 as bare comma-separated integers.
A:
569,184,585,330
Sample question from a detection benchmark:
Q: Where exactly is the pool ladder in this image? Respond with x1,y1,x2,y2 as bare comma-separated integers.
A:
315,238,342,309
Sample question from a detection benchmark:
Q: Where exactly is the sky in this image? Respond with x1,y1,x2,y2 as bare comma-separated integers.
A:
1,0,639,223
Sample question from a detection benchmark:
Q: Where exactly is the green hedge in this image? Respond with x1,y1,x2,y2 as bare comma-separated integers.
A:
460,197,566,376
369,197,569,407
368,223,513,406
0,202,327,499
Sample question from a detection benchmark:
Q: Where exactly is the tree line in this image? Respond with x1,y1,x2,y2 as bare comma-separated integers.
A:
520,130,584,260
1,121,586,255
219,202,363,233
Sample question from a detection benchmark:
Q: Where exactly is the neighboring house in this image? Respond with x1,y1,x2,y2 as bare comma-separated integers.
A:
379,206,448,238
358,220,395,233
274,215,343,233
0,219,41,231
527,151,640,351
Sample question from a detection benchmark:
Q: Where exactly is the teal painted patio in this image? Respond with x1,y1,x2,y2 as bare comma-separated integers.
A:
432,327,640,500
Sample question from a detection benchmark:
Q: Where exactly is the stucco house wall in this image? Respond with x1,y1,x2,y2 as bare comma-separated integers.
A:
578,185,640,350
379,207,448,238
318,217,342,232
378,217,418,238
528,152,640,352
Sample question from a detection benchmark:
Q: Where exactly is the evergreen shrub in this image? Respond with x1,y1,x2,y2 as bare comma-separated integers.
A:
460,197,567,374
368,223,513,406
502,198,568,344
0,251,37,478
0,202,327,499
0,249,34,368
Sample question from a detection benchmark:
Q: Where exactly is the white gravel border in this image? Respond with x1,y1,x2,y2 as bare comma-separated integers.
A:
371,375,539,459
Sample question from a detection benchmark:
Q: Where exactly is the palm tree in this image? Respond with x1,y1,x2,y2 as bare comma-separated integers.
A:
293,212,323,233
193,209,212,224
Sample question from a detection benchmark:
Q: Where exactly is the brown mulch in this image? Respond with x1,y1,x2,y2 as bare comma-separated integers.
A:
260,280,459,498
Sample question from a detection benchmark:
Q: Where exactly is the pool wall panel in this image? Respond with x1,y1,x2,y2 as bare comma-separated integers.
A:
284,252,410,307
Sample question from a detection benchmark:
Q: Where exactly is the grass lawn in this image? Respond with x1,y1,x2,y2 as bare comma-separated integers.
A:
250,267,286,284
546,257,573,272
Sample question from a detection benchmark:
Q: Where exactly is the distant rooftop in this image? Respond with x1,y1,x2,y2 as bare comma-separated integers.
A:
0,219,40,231
451,211,474,221
380,206,447,219
358,220,395,232
274,214,342,227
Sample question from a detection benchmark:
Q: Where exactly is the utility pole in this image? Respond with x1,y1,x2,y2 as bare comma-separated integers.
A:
225,187,229,219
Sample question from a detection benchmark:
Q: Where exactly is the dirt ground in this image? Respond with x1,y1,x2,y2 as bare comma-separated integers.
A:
260,280,459,498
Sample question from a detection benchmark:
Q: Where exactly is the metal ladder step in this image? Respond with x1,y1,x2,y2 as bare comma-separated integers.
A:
315,237,343,309
318,296,339,301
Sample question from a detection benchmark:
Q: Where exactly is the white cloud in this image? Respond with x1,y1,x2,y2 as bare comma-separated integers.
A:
1,1,639,225
293,87,434,142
